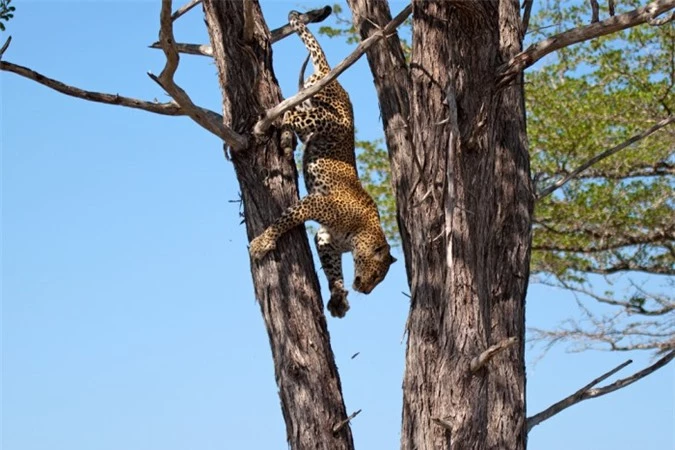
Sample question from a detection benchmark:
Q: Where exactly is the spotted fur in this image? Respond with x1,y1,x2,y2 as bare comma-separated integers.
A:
249,10,396,318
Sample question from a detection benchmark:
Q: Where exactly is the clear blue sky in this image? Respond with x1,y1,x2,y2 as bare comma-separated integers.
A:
2,2,673,450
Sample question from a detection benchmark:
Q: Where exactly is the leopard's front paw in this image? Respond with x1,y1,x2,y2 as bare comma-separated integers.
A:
249,233,276,261
327,289,350,318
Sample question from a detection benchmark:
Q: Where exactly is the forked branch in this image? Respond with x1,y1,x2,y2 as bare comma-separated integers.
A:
536,116,674,200
527,351,675,432
149,0,247,149
253,3,413,136
500,0,675,85
149,6,333,58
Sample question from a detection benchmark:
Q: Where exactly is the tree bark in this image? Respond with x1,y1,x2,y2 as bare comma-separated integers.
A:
348,1,532,448
201,2,354,449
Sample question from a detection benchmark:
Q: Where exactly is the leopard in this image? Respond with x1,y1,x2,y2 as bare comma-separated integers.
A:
249,10,396,318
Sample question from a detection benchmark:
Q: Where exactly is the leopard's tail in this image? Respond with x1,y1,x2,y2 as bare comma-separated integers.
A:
288,10,330,75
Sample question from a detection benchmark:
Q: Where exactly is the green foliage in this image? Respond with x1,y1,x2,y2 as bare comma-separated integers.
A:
527,1,674,279
0,0,15,31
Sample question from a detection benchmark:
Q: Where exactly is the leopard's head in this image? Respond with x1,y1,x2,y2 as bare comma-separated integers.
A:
353,242,396,295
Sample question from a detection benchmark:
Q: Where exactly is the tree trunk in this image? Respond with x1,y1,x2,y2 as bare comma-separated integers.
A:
201,2,355,449
348,1,532,448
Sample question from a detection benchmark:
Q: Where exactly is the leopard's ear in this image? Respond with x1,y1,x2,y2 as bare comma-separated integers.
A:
374,244,391,255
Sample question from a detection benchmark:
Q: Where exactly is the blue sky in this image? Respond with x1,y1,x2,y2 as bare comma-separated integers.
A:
2,2,673,450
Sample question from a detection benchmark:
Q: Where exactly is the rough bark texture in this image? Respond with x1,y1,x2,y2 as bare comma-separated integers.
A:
201,2,355,449
348,1,532,449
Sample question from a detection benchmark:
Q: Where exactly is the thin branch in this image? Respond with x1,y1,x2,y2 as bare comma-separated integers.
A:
650,10,675,25
0,60,183,115
500,0,675,85
0,35,11,58
591,0,600,23
527,351,675,432
522,0,534,38
149,0,247,149
149,6,333,58
536,116,674,200
332,409,362,434
253,3,413,136
470,337,518,372
172,0,201,21
609,0,616,16
151,42,213,57
538,162,675,181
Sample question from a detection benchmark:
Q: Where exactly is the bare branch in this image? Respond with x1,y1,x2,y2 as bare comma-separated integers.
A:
536,116,675,200
172,0,201,21
151,42,213,57
500,0,675,84
149,6,333,58
650,10,675,24
253,3,413,136
609,0,616,16
527,351,675,432
591,0,600,23
470,337,518,372
527,359,632,431
150,0,247,149
521,0,534,38
0,60,183,115
0,35,11,58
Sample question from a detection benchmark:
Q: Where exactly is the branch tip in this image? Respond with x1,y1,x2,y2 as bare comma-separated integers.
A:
0,35,11,59
332,409,362,434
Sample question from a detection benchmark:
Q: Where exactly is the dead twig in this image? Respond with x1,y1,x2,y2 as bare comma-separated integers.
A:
470,337,519,372
332,409,362,434
0,35,11,59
